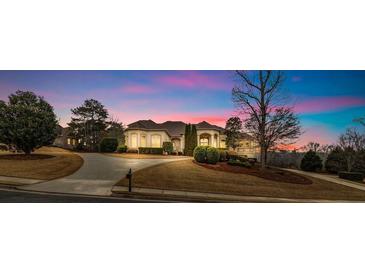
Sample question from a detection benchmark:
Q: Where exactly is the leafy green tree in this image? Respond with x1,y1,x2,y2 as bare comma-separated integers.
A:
106,117,125,145
225,116,242,149
325,146,347,173
68,99,109,151
300,150,323,172
0,91,58,154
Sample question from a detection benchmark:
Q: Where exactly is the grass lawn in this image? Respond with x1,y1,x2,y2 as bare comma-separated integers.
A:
104,152,190,159
0,147,83,180
116,159,365,201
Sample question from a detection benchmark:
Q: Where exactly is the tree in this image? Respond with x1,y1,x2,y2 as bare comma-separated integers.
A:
225,117,242,149
303,142,320,152
68,99,109,152
300,150,323,171
338,128,365,172
184,124,197,156
325,146,347,173
0,91,58,154
106,117,125,145
232,70,301,169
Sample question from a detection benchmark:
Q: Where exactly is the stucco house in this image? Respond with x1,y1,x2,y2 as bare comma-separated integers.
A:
53,125,80,149
125,120,227,153
235,132,261,159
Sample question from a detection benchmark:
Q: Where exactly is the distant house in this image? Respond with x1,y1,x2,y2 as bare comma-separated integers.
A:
234,132,260,159
125,120,227,153
53,125,79,149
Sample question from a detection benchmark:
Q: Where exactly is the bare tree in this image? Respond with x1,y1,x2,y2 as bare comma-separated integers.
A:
338,128,365,172
303,142,320,152
232,70,301,169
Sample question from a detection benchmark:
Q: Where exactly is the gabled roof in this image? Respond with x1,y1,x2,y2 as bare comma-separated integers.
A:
126,120,224,136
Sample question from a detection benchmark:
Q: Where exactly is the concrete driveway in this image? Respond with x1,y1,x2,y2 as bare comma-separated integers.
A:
20,153,189,196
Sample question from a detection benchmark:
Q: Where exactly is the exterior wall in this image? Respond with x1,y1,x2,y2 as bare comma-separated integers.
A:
233,139,260,159
125,130,170,149
125,129,227,152
196,129,226,148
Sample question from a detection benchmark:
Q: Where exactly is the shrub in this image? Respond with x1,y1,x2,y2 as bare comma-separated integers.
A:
99,137,118,152
206,147,220,164
300,150,323,172
139,147,164,154
75,142,85,151
0,143,8,151
228,159,252,168
325,147,347,174
162,142,173,154
338,172,364,182
117,145,128,153
193,146,207,163
218,149,228,162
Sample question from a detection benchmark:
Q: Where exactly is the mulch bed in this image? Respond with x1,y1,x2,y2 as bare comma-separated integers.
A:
0,154,55,160
194,161,312,185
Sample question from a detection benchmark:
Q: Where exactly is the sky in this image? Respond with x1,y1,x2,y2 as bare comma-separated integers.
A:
0,70,364,148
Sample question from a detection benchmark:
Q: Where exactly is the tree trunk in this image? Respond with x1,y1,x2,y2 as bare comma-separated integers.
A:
260,145,266,169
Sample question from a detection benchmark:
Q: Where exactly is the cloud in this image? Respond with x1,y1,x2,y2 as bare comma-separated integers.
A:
155,71,230,90
294,96,365,114
119,83,156,94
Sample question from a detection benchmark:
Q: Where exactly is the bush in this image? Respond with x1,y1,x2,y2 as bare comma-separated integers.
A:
139,147,164,155
75,142,85,151
117,145,128,153
162,142,173,154
300,150,323,172
218,149,228,162
338,172,364,182
193,146,207,163
99,137,118,152
206,147,220,164
325,147,347,174
228,159,252,168
0,143,9,151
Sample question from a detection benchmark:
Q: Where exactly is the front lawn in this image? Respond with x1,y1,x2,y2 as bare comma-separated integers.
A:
0,147,83,180
116,159,365,201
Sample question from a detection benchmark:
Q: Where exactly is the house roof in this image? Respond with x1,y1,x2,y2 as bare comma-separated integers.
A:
126,120,224,137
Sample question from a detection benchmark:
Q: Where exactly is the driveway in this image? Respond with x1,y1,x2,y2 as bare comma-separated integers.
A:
20,153,189,196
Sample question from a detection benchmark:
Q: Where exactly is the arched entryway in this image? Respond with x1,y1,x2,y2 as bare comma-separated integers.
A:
171,138,181,152
199,133,211,146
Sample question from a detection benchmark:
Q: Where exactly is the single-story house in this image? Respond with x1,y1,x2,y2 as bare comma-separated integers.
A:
125,120,227,153
53,125,80,149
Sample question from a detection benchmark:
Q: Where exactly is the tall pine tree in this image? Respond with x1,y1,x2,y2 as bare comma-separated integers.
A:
191,124,198,153
184,124,191,155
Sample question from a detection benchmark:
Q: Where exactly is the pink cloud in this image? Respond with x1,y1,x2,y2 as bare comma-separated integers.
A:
119,84,155,94
294,96,365,114
156,71,230,89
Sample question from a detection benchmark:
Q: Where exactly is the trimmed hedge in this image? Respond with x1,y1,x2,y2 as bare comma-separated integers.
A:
99,137,118,152
117,145,128,153
339,172,364,182
218,149,228,162
139,147,163,155
163,142,173,154
193,146,207,163
228,159,252,168
300,150,323,172
206,147,220,164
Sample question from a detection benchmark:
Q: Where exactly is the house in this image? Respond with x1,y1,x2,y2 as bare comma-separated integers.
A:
234,132,261,159
125,120,227,153
53,125,80,149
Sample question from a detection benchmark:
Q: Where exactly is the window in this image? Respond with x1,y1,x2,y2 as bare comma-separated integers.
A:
67,138,71,145
131,134,138,148
151,135,161,147
140,135,146,147
200,137,209,146
220,140,226,148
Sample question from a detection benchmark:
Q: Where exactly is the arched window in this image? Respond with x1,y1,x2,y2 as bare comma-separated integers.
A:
200,136,209,146
131,133,138,148
140,135,146,147
151,134,161,148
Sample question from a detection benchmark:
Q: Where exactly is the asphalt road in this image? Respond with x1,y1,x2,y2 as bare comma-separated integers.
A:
0,188,153,203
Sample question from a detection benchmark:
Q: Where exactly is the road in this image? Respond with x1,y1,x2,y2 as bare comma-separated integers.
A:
0,188,157,203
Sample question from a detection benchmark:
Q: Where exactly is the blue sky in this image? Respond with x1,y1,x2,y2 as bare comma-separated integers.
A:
0,70,364,147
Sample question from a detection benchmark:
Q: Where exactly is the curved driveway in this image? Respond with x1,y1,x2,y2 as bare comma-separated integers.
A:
21,153,189,196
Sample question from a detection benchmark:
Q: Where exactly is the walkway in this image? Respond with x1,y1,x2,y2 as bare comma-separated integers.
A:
283,169,365,191
20,153,189,196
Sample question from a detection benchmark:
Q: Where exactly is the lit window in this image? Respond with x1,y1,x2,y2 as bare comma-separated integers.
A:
200,137,209,146
151,135,161,147
131,134,138,148
67,138,71,145
140,135,146,147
